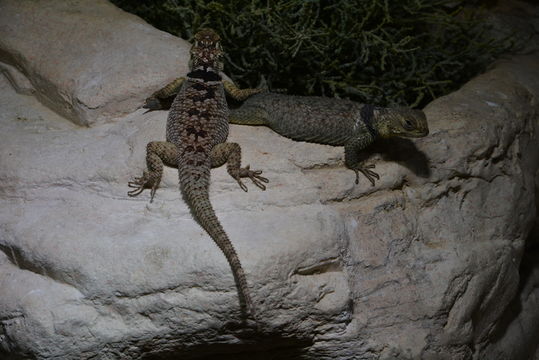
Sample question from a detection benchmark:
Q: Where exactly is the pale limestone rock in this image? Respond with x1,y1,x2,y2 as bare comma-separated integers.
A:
0,0,190,127
0,1,538,360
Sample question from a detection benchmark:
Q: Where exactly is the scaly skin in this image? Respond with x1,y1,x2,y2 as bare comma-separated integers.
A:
143,77,262,113
128,29,268,318
228,93,429,185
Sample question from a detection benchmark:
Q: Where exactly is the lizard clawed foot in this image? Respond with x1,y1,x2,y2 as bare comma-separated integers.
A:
142,97,161,111
232,165,269,192
239,165,269,191
352,164,380,186
127,171,160,202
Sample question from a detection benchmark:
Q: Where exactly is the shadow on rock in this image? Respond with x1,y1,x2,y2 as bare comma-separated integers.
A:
142,330,313,360
369,138,431,179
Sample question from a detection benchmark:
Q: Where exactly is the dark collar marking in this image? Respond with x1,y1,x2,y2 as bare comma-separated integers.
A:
360,104,378,138
187,69,222,82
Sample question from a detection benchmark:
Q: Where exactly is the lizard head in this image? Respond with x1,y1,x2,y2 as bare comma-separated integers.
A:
377,107,429,138
189,28,224,73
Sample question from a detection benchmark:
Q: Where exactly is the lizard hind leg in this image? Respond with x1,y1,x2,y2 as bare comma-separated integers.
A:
128,141,178,202
210,142,269,191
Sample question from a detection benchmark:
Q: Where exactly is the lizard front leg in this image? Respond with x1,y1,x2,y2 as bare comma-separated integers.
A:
210,142,269,191
128,141,178,202
223,80,263,101
344,137,379,186
143,77,185,112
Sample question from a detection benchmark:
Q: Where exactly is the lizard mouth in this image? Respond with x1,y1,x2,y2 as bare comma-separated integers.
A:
404,128,429,137
412,127,429,137
394,124,429,138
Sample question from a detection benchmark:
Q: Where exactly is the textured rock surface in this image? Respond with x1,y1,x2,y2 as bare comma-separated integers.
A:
0,0,190,127
1,1,539,360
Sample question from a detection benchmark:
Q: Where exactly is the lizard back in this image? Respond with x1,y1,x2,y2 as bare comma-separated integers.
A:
243,93,365,146
129,28,269,317
167,29,255,316
168,78,228,189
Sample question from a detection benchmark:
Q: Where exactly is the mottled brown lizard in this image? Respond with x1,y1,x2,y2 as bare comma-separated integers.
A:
128,29,267,318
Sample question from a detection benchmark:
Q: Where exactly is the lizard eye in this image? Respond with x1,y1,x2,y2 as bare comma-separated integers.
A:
403,119,415,130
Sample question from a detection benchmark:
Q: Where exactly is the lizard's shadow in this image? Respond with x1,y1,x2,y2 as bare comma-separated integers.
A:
365,138,431,179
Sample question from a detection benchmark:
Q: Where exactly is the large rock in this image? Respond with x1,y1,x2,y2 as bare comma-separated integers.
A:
1,1,538,359
0,0,190,127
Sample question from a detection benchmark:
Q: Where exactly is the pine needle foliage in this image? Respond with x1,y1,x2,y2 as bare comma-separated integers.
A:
112,0,512,107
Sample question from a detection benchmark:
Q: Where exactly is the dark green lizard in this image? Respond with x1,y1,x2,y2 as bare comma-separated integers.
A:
228,93,429,185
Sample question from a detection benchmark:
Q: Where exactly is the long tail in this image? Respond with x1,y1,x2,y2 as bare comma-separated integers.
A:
179,162,254,317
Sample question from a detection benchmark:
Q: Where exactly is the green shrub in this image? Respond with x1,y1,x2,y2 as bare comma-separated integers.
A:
112,0,512,107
